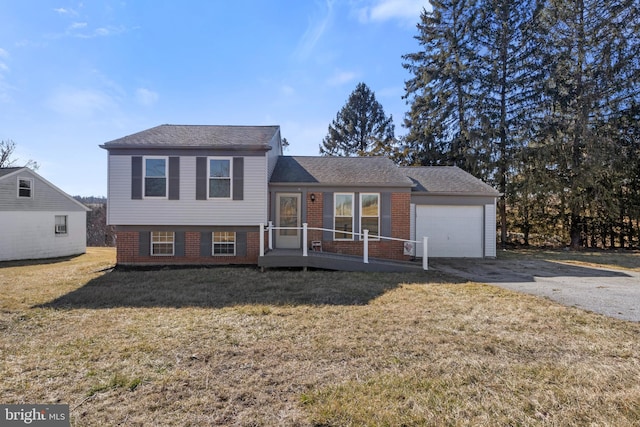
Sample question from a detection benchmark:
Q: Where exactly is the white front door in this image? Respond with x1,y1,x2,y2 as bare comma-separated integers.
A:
275,193,301,249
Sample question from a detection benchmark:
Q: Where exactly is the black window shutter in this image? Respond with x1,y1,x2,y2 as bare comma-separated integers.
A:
354,193,360,241
236,232,247,256
381,192,392,238
196,157,207,200
232,157,244,200
131,157,143,200
200,231,212,256
169,157,180,200
323,192,334,240
175,231,185,256
139,231,150,256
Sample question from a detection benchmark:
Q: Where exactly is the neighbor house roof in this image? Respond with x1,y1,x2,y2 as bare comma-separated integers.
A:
0,167,23,178
271,156,414,187
100,124,280,150
401,166,499,196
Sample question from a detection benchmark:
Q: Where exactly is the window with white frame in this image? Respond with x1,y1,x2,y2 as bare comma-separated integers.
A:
334,193,354,240
208,158,232,198
144,157,168,198
360,193,380,239
212,231,236,256
151,231,174,256
18,177,33,198
55,215,68,235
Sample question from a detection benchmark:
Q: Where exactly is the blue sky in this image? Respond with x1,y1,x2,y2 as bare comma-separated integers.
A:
0,0,428,196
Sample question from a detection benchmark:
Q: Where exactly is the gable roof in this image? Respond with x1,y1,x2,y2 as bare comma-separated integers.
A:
100,124,280,150
270,156,414,187
401,166,499,196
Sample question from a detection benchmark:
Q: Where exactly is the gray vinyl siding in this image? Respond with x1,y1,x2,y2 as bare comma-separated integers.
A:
266,128,282,179
0,170,88,212
107,155,268,226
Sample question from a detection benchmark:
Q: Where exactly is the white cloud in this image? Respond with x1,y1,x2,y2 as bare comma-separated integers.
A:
45,87,117,117
327,70,358,86
358,0,428,25
280,85,296,99
294,0,335,60
135,88,159,107
54,7,78,16
0,48,10,103
70,25,127,38
69,22,88,30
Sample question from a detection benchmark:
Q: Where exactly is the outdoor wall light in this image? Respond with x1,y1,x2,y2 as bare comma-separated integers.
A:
310,193,316,202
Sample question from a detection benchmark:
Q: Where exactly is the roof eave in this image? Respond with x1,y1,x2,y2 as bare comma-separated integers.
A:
412,191,501,197
100,144,273,151
270,182,414,188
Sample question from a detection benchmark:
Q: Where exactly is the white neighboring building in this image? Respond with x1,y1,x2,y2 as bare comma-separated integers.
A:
0,167,90,262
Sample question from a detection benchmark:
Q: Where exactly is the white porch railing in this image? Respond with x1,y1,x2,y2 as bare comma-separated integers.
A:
259,222,428,270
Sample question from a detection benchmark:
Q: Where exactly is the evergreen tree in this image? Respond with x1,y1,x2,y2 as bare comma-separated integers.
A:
319,82,395,157
474,0,538,247
401,0,485,178
532,0,640,248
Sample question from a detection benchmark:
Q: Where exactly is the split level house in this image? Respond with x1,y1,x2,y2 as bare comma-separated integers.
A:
101,125,499,268
0,167,90,262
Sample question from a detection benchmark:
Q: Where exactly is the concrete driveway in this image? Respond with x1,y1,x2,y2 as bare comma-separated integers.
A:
429,257,640,322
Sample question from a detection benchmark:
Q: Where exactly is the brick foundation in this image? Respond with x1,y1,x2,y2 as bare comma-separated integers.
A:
116,230,262,266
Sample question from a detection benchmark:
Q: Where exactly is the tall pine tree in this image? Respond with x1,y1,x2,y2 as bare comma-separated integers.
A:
532,0,640,248
401,0,487,178
319,82,395,157
474,0,538,247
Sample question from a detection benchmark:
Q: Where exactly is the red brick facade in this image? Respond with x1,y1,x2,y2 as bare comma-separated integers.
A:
306,192,412,261
116,192,412,265
116,230,263,266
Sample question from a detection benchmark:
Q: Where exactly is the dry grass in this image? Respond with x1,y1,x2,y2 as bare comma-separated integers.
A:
499,248,640,271
1,248,639,426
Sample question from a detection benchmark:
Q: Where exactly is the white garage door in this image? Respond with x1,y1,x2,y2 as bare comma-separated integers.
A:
416,205,484,258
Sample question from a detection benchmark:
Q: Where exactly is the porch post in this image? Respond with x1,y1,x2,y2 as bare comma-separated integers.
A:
423,236,428,270
259,223,264,257
363,229,369,263
303,223,308,257
268,221,273,250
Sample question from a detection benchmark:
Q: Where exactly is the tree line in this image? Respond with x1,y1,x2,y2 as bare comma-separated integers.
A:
321,0,640,249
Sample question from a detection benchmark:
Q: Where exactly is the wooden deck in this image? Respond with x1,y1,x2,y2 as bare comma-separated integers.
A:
258,249,426,272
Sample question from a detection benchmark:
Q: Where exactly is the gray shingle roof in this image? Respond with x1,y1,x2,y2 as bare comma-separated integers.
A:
0,167,24,179
271,156,414,186
101,124,280,149
401,166,499,195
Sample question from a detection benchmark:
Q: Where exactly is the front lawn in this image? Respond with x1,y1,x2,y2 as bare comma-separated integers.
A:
1,248,639,426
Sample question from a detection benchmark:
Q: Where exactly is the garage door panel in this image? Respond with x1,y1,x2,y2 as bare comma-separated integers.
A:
416,205,483,258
